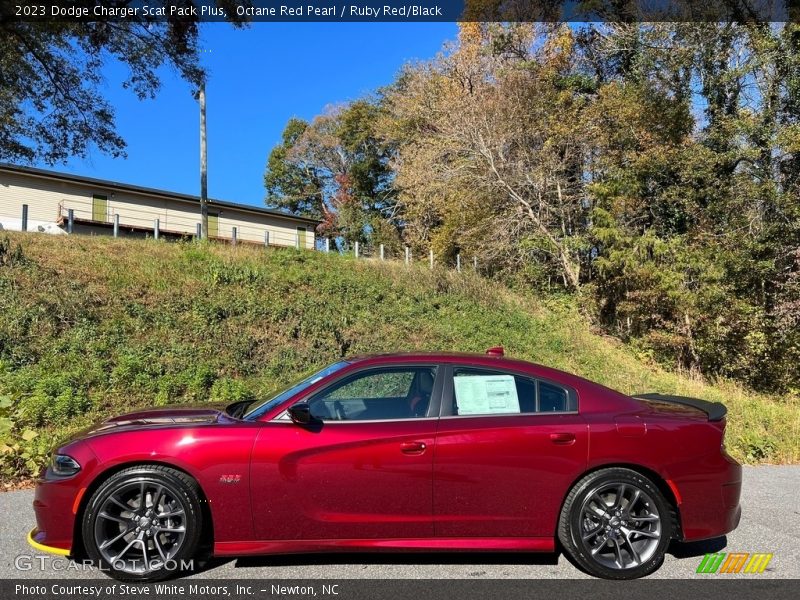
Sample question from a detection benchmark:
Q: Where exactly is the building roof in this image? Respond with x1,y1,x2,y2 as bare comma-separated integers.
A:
0,163,320,225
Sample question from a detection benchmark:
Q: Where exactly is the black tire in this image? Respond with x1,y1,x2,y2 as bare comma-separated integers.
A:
82,465,203,581
558,468,673,579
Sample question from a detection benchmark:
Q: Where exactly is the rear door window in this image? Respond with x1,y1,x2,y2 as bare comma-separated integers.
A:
448,367,575,416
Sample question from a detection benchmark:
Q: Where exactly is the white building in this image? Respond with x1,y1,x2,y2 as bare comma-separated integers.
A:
0,164,318,248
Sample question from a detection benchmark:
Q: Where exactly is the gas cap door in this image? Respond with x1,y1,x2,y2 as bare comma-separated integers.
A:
615,415,647,438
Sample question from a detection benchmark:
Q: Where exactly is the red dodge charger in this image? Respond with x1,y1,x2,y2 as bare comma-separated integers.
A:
29,348,741,580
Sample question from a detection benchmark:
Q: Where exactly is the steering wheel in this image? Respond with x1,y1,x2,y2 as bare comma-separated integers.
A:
333,400,346,421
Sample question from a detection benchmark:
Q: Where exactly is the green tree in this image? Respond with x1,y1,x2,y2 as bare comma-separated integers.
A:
584,23,800,388
264,100,397,248
0,4,243,165
264,118,325,219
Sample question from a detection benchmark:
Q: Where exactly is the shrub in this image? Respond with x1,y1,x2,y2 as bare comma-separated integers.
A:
209,377,254,404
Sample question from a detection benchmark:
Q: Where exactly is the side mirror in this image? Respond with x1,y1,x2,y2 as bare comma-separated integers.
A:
287,402,314,425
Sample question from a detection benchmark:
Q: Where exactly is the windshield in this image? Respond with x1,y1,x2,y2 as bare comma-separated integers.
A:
242,361,350,420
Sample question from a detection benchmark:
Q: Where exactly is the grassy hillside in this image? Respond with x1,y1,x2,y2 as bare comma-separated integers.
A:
0,233,797,481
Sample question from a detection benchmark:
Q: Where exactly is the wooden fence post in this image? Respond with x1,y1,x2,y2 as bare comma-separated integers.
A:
232,227,238,246
354,241,359,258
380,244,384,260
264,231,270,247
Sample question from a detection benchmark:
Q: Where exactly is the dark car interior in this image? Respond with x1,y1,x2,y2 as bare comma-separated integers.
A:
309,367,437,421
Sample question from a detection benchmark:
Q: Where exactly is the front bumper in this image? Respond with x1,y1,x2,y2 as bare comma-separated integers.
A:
30,442,98,556
27,528,71,556
31,472,87,554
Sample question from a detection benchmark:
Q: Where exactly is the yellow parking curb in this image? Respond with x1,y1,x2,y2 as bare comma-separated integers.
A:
27,528,70,556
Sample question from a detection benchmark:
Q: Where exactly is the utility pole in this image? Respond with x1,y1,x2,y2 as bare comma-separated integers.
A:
199,81,208,240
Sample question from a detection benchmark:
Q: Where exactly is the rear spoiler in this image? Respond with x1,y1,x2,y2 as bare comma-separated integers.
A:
632,393,727,422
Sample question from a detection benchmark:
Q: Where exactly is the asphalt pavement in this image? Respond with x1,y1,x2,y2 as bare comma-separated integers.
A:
1,466,797,580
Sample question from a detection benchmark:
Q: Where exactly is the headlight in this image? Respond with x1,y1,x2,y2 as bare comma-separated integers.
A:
50,454,81,476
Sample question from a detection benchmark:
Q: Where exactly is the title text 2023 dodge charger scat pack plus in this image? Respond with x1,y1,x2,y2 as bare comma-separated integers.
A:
29,348,741,580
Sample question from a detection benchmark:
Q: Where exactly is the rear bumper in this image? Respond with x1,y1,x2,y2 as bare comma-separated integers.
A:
674,454,742,541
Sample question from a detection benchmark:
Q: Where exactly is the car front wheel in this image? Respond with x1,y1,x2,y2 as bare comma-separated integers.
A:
82,465,203,581
558,467,673,579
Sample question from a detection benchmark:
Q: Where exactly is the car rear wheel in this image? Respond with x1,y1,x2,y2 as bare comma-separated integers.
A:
82,465,202,581
558,467,673,579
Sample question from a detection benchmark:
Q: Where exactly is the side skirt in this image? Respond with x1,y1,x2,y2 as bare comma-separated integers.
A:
214,537,555,556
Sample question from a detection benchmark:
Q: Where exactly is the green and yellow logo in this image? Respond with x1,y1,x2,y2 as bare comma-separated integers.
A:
696,552,773,574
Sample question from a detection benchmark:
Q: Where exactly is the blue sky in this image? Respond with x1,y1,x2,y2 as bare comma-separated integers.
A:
43,23,456,208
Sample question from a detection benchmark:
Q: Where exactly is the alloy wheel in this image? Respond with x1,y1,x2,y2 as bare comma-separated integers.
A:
577,482,662,570
93,478,187,574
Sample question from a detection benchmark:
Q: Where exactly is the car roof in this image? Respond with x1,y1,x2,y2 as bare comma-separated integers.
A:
346,350,515,363
345,351,556,376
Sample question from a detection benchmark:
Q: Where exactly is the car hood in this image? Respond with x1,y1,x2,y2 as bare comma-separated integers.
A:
80,404,229,438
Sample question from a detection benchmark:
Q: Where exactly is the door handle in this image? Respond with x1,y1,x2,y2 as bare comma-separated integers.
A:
400,441,427,455
549,432,576,445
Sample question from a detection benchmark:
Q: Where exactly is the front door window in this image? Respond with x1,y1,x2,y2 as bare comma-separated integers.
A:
308,367,437,421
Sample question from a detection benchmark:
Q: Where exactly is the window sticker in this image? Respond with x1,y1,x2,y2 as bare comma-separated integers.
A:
454,375,520,415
